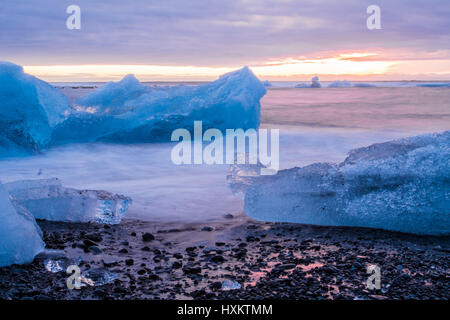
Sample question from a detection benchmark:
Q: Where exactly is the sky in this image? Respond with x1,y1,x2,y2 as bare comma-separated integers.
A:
1,0,449,81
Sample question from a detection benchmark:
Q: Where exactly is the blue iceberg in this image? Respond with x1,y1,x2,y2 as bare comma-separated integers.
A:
0,62,72,155
52,66,266,144
0,180,45,267
236,131,450,235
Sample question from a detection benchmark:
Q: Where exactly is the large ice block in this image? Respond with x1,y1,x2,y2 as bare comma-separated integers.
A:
238,131,450,235
0,62,72,155
0,181,45,267
5,178,132,224
52,67,266,144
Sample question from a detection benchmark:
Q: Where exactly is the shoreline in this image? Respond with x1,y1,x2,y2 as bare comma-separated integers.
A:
0,213,448,300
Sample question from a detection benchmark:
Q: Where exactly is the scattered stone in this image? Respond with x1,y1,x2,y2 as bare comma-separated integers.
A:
125,259,134,266
142,233,155,242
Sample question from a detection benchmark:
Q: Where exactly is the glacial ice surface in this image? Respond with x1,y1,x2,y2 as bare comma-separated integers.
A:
75,74,149,115
52,67,266,144
5,178,132,224
237,131,450,235
0,180,45,267
0,62,71,155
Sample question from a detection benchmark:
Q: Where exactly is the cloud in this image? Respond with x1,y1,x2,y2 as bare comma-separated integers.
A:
1,0,448,71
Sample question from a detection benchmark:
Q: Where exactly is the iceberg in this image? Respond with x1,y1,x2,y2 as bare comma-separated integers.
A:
311,76,321,88
0,62,72,155
294,83,309,88
237,131,450,235
52,67,266,144
352,83,376,88
0,180,45,267
327,81,376,88
328,80,352,88
5,178,132,224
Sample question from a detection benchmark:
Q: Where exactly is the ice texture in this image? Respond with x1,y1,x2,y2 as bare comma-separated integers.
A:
5,178,132,224
0,180,45,267
52,67,266,144
221,280,242,291
238,131,450,235
38,250,82,273
75,74,149,115
0,62,71,154
80,268,118,287
311,76,321,88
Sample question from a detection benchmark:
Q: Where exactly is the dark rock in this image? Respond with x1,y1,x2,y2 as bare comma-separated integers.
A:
125,259,134,266
211,255,225,263
173,253,183,259
182,266,202,274
142,233,155,242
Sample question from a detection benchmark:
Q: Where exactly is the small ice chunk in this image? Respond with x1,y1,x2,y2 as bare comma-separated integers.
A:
37,250,82,273
221,280,242,291
0,180,45,267
5,178,132,224
80,268,118,287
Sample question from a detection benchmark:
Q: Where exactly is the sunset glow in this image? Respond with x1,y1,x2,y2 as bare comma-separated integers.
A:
23,51,450,82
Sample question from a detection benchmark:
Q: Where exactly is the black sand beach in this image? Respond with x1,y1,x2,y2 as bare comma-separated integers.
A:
0,213,448,300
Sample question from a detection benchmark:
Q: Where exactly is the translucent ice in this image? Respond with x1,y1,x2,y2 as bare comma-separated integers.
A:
37,250,82,273
221,279,242,291
0,180,45,267
80,268,118,287
75,74,149,115
239,131,450,235
52,67,266,144
5,178,132,224
0,62,71,155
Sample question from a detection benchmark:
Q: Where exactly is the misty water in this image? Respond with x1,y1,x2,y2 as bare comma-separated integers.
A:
0,86,448,222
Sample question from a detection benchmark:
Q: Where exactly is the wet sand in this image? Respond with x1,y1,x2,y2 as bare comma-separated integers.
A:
0,213,448,300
